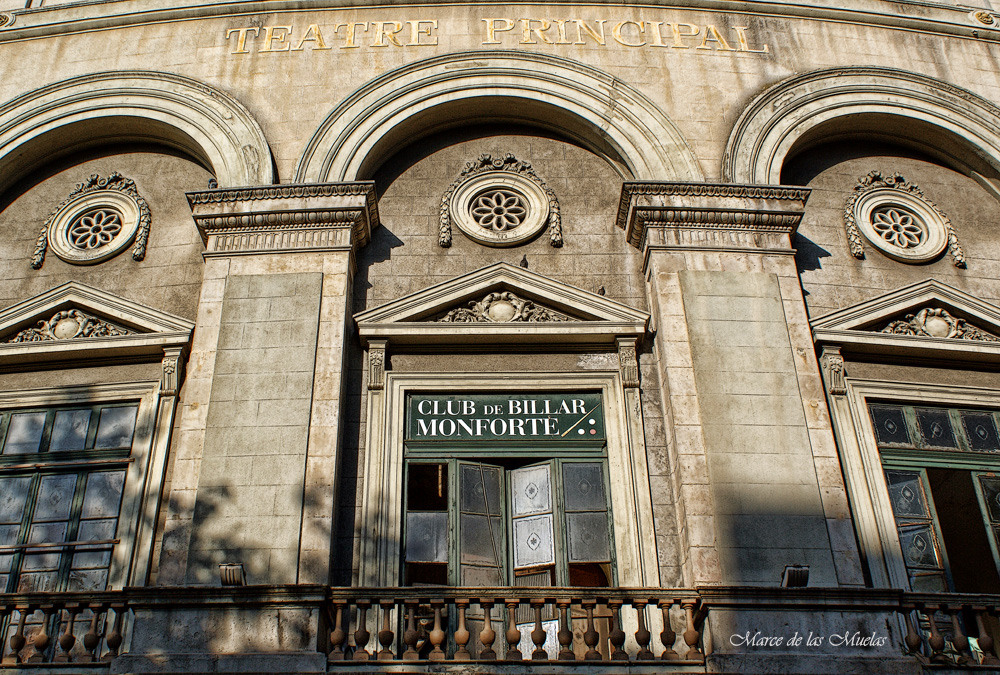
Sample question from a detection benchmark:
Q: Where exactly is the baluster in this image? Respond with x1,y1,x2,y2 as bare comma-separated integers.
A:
902,606,922,656
608,601,628,661
328,601,347,662
504,600,522,660
353,601,371,661
582,600,600,661
402,601,419,660
479,600,497,660
103,603,125,662
556,601,574,660
428,601,446,661
925,605,949,665
377,601,395,661
947,605,971,666
975,607,999,665
454,599,471,660
81,604,103,663
28,605,54,663
5,604,30,665
659,600,679,660
633,600,653,660
682,600,703,661
530,600,547,660
55,604,80,662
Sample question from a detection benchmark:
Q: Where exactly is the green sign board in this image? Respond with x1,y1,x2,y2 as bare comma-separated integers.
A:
406,393,605,441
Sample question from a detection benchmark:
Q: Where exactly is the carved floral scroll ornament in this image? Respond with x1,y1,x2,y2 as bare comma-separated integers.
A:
880,308,999,342
5,309,132,343
843,171,965,267
439,153,562,248
438,291,571,322
32,173,151,269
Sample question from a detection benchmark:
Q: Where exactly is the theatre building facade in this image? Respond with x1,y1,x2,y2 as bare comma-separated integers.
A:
2,0,1000,671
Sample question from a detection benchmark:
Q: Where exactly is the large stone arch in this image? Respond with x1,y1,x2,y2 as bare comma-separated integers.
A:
723,67,1000,187
295,50,703,183
0,71,273,194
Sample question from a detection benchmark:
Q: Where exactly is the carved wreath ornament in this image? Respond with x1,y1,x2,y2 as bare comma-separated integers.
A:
880,308,999,342
843,171,965,267
438,291,571,322
439,154,562,248
32,173,151,269
5,309,132,343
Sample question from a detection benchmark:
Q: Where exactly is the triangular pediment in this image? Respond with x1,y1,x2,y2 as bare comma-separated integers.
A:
355,263,649,346
811,279,1000,361
0,282,194,366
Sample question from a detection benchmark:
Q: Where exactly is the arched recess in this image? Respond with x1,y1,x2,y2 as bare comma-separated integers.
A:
723,67,1000,191
0,71,273,195
295,51,703,183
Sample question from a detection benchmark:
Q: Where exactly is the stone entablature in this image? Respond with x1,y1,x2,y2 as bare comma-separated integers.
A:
615,182,809,256
186,182,378,258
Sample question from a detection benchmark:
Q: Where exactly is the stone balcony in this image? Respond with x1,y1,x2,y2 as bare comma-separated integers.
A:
0,586,997,673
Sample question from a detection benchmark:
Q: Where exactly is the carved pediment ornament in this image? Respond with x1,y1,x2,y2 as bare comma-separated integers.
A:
843,171,965,267
5,309,133,343
439,153,562,248
32,173,151,269
880,308,999,342
437,291,571,323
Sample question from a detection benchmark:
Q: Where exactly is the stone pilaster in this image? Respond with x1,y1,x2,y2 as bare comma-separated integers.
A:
618,182,863,587
158,183,376,586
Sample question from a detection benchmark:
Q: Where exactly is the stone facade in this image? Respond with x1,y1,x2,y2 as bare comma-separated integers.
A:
0,0,999,672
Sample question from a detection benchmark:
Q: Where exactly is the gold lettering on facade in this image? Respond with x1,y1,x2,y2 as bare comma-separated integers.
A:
225,18,770,55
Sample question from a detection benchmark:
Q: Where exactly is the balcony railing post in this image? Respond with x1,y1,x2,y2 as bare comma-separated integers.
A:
582,600,600,661
81,603,104,663
607,600,628,661
328,600,347,661
975,606,1000,665
377,600,395,661
504,599,522,660
478,599,497,660
4,603,30,665
901,604,922,657
352,600,371,661
428,600,446,661
633,600,653,660
682,599,703,661
530,600,547,660
946,604,971,666
556,600,574,660
402,600,419,660
27,604,54,663
102,602,125,663
923,604,950,665
659,600,679,660
54,603,80,663
454,599,471,659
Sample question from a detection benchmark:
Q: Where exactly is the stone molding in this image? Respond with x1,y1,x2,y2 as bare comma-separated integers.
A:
0,71,273,194
32,172,151,269
616,181,809,253
436,291,571,323
820,347,847,396
724,67,1000,184
439,153,562,248
295,51,702,183
843,171,965,267
186,181,378,256
0,281,193,369
811,279,1000,364
6,308,132,343
355,262,649,347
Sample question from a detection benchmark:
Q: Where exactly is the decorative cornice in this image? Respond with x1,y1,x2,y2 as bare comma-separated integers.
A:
32,172,150,269
439,153,561,248
5,309,131,343
616,181,810,252
880,307,999,342
437,291,571,323
187,181,378,254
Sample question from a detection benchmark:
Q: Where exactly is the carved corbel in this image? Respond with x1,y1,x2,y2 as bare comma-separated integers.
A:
368,340,387,391
161,347,185,396
617,337,640,389
820,347,846,396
